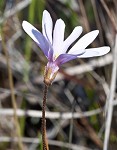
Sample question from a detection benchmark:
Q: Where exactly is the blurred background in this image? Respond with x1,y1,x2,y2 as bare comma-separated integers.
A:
0,0,116,149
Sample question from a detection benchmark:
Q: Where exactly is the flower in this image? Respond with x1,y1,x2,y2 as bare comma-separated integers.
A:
22,10,110,85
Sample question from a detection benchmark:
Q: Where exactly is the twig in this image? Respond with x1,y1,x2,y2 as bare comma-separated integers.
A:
78,0,90,32
65,89,76,150
1,29,23,150
0,136,92,150
100,0,117,32
91,0,104,45
103,35,117,150
0,108,102,119
68,100,76,150
90,71,109,96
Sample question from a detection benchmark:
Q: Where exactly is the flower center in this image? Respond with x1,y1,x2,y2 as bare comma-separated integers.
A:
53,53,59,61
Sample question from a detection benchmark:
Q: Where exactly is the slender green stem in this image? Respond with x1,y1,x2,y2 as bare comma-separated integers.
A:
42,84,49,150
1,31,23,150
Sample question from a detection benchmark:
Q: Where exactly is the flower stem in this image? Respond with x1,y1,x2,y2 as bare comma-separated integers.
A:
42,84,49,150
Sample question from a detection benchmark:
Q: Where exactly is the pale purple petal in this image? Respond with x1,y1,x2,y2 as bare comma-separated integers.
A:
68,30,99,55
53,19,65,57
62,26,83,53
42,10,53,44
22,21,52,58
55,54,78,66
78,46,110,58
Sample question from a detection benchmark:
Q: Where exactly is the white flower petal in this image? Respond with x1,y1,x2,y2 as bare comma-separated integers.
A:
53,19,65,57
22,21,40,45
22,21,50,58
42,10,53,44
78,47,110,58
68,30,99,54
62,26,83,53
68,49,85,55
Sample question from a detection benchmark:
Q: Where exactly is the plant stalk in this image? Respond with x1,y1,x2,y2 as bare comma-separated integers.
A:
42,84,49,150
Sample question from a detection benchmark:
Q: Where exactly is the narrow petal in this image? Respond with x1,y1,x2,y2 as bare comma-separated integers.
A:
68,48,85,55
62,26,83,53
53,19,65,56
42,10,53,44
22,21,50,58
68,30,99,54
78,46,110,58
55,54,78,66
